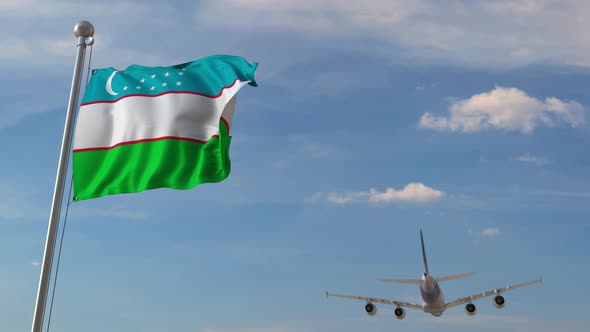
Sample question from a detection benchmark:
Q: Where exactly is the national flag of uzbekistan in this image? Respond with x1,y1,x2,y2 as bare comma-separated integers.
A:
72,55,258,201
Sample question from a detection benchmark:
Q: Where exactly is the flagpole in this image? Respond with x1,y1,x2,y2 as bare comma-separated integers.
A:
31,21,94,332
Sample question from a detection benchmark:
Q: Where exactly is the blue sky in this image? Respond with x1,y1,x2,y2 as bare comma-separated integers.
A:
1,0,589,331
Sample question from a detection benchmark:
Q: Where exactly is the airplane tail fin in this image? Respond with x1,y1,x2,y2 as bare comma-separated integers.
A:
378,230,443,284
420,229,430,275
377,278,422,284
435,272,476,283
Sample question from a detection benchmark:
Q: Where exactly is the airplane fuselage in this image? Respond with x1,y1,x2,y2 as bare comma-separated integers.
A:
420,274,445,316
326,229,541,320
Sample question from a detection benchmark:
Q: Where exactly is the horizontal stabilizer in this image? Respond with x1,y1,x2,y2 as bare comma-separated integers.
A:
435,272,475,283
377,278,422,284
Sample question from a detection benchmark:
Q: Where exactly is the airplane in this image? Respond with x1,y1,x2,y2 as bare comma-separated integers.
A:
326,229,541,319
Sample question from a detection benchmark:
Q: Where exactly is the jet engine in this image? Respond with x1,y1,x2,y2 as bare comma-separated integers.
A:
464,303,477,316
493,295,505,309
394,307,406,320
365,303,377,316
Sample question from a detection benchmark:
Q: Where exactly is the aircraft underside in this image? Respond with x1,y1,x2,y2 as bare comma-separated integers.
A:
325,229,541,320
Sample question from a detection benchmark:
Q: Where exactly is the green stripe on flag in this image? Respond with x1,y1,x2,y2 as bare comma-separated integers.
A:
73,124,232,201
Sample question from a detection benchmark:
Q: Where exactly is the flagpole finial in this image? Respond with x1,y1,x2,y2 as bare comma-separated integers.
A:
74,20,94,38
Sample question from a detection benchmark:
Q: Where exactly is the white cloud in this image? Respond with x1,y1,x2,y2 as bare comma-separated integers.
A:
367,183,445,203
482,227,501,237
516,153,549,165
31,261,41,267
0,1,168,69
197,0,424,33
3,1,590,71
0,0,152,18
197,0,590,67
419,87,585,133
310,182,445,205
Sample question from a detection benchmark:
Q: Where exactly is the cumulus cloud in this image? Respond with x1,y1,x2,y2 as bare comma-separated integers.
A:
419,87,585,133
482,227,501,237
515,153,549,165
309,182,445,205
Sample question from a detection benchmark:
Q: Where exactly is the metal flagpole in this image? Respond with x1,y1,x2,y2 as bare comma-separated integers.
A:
31,21,94,332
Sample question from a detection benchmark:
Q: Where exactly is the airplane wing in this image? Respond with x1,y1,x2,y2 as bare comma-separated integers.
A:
444,278,542,309
326,291,423,310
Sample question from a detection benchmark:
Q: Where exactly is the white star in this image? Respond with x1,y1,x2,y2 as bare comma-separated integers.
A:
162,82,168,87
176,81,182,86
136,86,141,90
164,72,170,77
123,86,128,91
178,72,184,76
150,86,155,91
151,74,156,79
140,78,145,83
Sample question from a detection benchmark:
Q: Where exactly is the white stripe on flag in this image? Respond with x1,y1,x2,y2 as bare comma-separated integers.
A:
74,81,249,150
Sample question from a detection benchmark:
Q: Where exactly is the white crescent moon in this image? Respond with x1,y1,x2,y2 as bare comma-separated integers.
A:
106,70,119,96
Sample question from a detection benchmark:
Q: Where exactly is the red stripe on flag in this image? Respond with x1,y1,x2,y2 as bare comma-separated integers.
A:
73,135,220,153
220,116,231,134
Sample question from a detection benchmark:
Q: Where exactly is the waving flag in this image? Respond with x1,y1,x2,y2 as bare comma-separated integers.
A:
72,55,257,201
